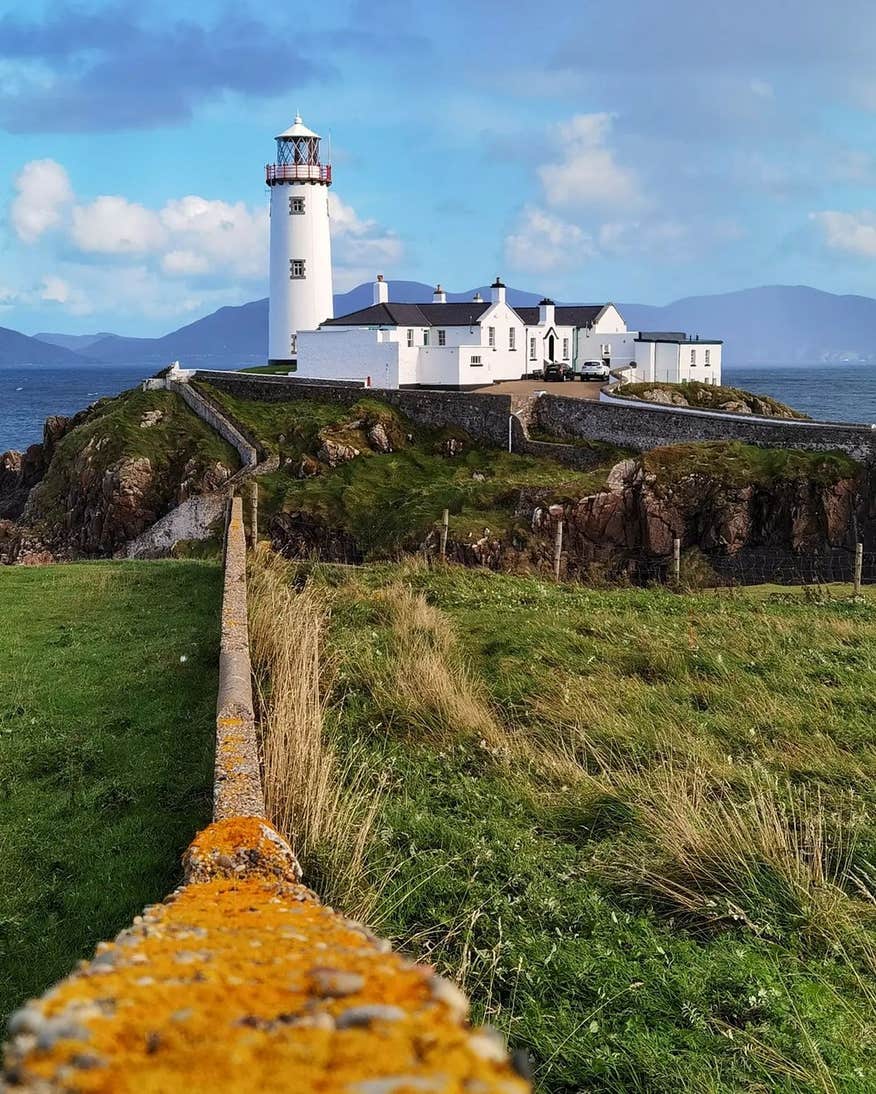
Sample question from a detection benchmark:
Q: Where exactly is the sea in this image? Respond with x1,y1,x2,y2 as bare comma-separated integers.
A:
1,361,876,454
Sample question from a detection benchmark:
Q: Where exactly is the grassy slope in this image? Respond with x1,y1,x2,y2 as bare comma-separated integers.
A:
618,381,809,419
198,385,629,553
0,561,220,1018
31,388,239,525
303,563,875,1092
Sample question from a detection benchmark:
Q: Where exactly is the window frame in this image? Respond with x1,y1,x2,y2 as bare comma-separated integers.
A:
290,258,306,279
529,336,536,360
289,196,305,215
406,329,414,348
509,327,516,351
438,329,446,347
470,354,483,366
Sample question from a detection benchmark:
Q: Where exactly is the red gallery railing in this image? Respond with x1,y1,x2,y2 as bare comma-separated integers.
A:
265,164,332,184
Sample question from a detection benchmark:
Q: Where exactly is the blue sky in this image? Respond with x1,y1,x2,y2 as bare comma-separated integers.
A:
2,0,876,335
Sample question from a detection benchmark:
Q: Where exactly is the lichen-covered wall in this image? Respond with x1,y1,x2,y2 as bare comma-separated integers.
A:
2,495,529,1093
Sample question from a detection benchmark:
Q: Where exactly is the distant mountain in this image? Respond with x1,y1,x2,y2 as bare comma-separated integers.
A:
0,326,93,366
14,282,876,367
34,331,115,352
620,286,876,365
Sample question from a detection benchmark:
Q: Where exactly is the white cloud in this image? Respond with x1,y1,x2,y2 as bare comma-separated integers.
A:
40,275,91,314
329,193,404,289
538,113,643,210
71,196,167,255
159,196,267,278
10,159,73,242
504,206,593,272
811,210,876,257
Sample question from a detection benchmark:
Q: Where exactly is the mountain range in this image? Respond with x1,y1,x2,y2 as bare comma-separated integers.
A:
5,283,876,367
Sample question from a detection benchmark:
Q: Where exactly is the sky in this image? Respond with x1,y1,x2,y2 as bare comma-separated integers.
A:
3,0,876,336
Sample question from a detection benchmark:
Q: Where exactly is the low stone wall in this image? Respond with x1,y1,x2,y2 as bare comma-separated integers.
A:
167,379,259,467
126,492,227,559
194,372,514,449
538,393,876,462
3,494,529,1093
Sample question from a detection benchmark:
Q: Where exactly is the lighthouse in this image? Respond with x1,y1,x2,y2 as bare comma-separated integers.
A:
266,116,334,365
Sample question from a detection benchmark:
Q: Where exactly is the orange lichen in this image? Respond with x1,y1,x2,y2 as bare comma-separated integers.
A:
5,821,528,1093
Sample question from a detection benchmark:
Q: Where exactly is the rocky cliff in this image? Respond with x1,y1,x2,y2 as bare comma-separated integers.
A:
0,390,239,563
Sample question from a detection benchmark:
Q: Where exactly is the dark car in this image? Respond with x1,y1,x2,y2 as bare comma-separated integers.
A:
543,362,574,382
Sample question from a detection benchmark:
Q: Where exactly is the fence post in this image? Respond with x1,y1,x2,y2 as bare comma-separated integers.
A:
554,520,564,582
249,480,259,548
440,508,449,561
673,537,681,585
854,541,863,596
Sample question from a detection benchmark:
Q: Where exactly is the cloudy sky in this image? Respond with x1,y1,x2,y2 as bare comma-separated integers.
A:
2,0,876,335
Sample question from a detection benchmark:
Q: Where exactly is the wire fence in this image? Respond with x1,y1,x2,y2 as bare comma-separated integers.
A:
564,546,876,589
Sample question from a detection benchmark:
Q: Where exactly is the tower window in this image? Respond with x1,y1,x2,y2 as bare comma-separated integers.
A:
406,329,414,348
289,196,305,214
509,328,516,350
438,329,446,346
488,326,495,347
290,259,306,279
290,334,298,354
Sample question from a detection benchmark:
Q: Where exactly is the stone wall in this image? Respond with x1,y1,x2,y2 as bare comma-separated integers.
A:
194,372,514,449
537,393,876,462
2,495,529,1093
167,379,259,466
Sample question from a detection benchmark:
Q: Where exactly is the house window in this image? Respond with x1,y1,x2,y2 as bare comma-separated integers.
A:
438,329,446,346
290,259,306,279
289,196,305,214
705,348,711,366
562,337,569,360
470,355,482,366
509,328,516,351
488,326,495,347
423,329,430,346
690,349,696,366
406,329,414,348
529,337,536,360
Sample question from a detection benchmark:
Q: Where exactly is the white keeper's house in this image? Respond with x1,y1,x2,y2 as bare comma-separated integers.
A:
295,276,723,389
264,115,722,389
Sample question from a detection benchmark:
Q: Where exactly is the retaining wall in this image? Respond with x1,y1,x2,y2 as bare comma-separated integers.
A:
3,495,529,1093
194,372,514,449
538,393,876,462
167,379,259,467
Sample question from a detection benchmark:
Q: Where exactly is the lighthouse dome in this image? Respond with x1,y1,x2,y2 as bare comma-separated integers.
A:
275,115,321,141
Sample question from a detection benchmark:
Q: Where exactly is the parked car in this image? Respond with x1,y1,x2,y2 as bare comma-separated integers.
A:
544,362,574,382
578,361,610,382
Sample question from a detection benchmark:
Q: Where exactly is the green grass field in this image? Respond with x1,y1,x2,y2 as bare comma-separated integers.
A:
0,560,220,1019
280,561,875,1092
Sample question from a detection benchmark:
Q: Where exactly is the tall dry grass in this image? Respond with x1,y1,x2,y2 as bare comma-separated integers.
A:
248,546,382,920
363,583,508,750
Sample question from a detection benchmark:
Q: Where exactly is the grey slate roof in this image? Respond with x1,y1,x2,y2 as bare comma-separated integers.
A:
636,331,724,344
513,305,608,327
324,301,616,329
323,302,491,328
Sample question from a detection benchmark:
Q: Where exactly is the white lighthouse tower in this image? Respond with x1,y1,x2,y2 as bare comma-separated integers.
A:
266,116,334,365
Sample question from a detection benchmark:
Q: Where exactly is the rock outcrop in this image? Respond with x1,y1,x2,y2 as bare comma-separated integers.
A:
0,392,237,563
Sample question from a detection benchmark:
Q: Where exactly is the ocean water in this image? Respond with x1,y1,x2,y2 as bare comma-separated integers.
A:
1,360,875,455
723,364,876,424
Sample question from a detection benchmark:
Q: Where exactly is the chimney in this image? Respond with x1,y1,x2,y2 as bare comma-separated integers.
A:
373,274,389,305
490,276,506,305
432,283,446,304
538,297,555,327
472,291,484,302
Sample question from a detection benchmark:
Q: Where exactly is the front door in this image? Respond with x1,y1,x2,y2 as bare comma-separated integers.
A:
548,334,555,361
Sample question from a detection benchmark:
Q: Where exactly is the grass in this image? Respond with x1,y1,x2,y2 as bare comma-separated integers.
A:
268,558,875,1092
642,440,861,489
0,560,220,1019
195,384,628,558
617,380,810,419
29,388,239,529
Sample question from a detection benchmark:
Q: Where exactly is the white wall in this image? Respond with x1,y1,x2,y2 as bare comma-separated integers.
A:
269,181,334,362
297,328,400,387
592,305,627,334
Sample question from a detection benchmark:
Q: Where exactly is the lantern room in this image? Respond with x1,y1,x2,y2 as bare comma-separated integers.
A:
266,115,332,185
